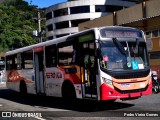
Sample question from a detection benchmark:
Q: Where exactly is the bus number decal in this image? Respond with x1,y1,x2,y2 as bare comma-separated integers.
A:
46,72,62,79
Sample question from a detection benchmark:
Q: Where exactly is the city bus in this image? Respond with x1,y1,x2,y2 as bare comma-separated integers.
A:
5,26,152,101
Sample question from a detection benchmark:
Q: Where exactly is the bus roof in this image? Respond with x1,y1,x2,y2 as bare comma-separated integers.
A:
5,26,143,56
5,35,68,56
5,27,96,56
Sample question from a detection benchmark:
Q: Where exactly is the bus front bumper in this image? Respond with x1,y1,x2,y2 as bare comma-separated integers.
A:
100,82,152,101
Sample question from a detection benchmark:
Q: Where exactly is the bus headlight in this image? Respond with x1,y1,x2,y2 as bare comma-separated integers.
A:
102,77,112,85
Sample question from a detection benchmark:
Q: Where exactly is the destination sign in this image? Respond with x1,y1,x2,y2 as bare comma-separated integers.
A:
100,29,142,38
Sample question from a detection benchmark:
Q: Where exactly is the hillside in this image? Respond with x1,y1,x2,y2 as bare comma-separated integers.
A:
0,0,42,53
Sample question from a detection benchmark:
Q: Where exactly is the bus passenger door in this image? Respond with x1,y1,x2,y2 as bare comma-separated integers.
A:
34,47,45,94
80,42,97,98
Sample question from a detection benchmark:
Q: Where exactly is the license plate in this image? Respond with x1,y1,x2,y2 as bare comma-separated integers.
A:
121,83,130,88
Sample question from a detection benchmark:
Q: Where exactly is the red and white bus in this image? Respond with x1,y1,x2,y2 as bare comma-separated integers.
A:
5,26,152,101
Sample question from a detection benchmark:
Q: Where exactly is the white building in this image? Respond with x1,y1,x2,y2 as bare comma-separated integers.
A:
45,0,140,39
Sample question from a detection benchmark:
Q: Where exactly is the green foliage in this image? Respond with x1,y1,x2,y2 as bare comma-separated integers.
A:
0,0,41,52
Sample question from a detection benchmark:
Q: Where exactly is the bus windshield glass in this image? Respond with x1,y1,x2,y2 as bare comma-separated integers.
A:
99,39,149,71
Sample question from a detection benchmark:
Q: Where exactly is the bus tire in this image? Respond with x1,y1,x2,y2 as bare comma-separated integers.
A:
19,81,27,95
62,81,76,104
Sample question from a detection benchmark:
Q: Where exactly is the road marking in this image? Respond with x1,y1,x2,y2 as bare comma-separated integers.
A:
34,116,46,120
0,104,3,107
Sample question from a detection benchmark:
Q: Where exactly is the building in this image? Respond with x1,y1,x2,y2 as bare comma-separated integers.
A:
45,0,140,40
78,0,160,79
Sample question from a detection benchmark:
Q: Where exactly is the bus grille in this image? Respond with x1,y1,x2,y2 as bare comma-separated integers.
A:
114,85,148,94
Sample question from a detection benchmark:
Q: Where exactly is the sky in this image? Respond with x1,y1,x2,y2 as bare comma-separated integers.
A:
24,0,67,8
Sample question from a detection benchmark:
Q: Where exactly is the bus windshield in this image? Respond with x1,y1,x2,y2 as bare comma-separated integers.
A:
99,39,149,71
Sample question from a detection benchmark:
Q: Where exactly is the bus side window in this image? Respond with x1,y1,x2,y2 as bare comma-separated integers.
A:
58,41,77,66
21,53,25,69
17,53,22,70
21,50,33,69
45,45,57,67
6,55,17,70
71,47,76,64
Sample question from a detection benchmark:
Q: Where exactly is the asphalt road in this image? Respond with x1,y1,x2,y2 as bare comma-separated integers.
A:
0,84,160,120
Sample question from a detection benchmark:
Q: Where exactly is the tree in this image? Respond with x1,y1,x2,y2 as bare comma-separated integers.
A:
0,0,42,52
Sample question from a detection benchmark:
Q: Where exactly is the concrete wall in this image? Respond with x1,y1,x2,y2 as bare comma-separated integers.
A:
116,3,143,25
79,14,114,31
79,0,160,31
146,0,160,17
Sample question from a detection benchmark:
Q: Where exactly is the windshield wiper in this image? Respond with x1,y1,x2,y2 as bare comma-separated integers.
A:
112,37,127,55
132,38,139,54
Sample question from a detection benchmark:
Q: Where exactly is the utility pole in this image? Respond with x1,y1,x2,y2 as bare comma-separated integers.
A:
37,9,42,42
32,8,46,43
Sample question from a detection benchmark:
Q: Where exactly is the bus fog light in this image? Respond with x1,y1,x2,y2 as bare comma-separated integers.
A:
102,77,112,85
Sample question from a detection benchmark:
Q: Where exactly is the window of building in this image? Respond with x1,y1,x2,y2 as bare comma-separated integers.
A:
47,24,53,31
152,30,159,37
56,34,69,38
45,45,57,67
121,0,142,4
70,6,90,14
71,19,90,27
146,31,152,38
47,36,53,40
150,51,160,59
55,21,69,29
146,29,160,38
95,5,106,12
46,12,52,20
95,5,124,12
54,8,68,17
